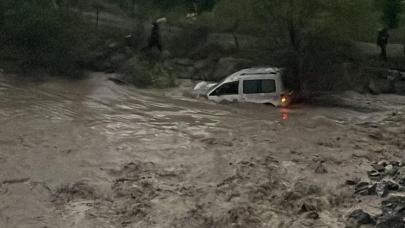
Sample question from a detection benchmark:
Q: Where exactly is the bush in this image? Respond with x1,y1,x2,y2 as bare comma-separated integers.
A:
120,56,176,88
251,0,379,93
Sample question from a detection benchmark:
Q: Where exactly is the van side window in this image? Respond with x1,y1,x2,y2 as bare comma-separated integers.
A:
243,79,276,94
211,81,239,96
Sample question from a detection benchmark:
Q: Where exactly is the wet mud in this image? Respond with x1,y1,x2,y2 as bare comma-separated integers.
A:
1,73,405,228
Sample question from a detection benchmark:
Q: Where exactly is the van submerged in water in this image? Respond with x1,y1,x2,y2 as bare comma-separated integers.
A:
193,67,293,107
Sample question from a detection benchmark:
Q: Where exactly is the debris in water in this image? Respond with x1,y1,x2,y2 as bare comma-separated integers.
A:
314,161,328,174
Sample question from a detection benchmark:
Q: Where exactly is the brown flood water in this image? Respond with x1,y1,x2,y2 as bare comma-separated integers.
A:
0,72,404,228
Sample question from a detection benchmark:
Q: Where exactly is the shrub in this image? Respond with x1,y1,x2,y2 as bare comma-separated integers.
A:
120,56,176,88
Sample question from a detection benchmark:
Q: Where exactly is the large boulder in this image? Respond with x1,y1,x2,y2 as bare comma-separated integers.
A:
210,57,253,81
206,33,262,50
171,58,194,67
368,78,396,94
163,58,195,79
176,66,196,79
192,58,217,80
395,81,405,95
364,67,399,94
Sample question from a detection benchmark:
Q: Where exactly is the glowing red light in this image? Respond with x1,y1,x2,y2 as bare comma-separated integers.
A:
282,113,288,120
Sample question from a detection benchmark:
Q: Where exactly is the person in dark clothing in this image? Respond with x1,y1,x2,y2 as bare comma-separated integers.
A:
377,28,389,61
147,22,162,52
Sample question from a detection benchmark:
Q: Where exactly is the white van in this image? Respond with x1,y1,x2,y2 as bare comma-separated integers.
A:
194,67,292,107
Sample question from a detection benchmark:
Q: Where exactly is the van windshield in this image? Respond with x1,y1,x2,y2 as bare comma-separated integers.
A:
210,81,239,96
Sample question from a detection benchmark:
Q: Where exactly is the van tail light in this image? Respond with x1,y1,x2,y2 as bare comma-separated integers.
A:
281,96,288,105
280,91,294,107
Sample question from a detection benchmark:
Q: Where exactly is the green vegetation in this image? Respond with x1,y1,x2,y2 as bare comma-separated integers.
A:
0,0,94,76
0,0,404,91
121,56,176,88
377,0,403,29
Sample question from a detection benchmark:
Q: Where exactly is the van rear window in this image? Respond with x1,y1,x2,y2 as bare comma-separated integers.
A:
243,79,276,94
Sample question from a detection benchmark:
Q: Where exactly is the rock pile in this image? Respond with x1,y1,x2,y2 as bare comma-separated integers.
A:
347,161,405,228
353,161,405,198
347,196,405,228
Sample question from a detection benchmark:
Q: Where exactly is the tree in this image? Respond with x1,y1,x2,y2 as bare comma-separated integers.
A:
382,0,402,29
1,0,90,75
251,0,378,91
197,0,217,11
0,1,4,27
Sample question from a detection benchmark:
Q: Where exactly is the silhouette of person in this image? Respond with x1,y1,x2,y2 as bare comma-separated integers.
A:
147,22,162,52
377,28,389,61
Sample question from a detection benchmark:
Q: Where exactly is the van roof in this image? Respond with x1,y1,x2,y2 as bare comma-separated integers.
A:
222,67,283,83
238,67,283,75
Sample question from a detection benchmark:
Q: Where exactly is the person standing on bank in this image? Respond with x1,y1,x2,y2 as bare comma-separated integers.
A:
377,28,389,61
147,22,162,52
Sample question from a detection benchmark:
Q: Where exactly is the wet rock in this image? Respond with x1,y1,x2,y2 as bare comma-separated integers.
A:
108,77,128,85
350,163,405,227
211,57,253,81
348,210,376,226
376,182,389,198
368,170,384,181
399,177,405,187
355,182,375,195
346,177,361,186
395,81,405,95
194,59,212,70
376,217,405,228
372,164,386,172
193,59,217,80
385,165,399,176
381,196,405,218
386,181,400,191
368,77,396,94
390,161,401,167
305,211,320,220
378,161,389,167
171,58,193,66
314,162,328,174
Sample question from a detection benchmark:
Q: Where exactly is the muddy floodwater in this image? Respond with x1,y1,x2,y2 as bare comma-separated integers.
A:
0,72,404,228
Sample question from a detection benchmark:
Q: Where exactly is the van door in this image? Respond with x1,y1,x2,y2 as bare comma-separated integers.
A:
207,81,240,102
241,79,278,104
